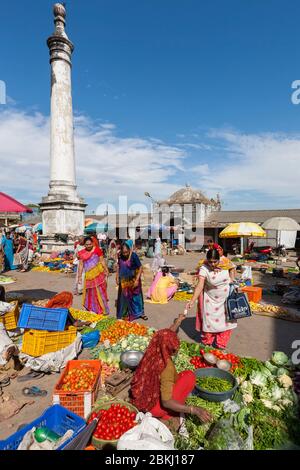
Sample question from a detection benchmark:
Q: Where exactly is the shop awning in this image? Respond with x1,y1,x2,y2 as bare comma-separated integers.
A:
0,192,33,214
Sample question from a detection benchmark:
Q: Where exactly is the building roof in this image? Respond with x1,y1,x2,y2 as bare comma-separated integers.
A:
0,192,33,214
86,213,151,228
205,209,300,228
159,185,217,206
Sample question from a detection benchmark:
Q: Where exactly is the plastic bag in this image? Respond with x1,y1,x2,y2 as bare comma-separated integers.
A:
117,412,175,450
81,331,100,349
207,418,253,450
241,266,252,281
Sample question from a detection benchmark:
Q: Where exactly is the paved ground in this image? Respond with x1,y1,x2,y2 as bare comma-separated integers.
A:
1,252,300,440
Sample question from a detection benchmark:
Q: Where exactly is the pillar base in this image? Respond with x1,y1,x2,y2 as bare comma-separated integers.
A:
38,234,76,254
39,195,86,253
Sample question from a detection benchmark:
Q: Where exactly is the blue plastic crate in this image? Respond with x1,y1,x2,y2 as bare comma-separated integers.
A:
18,304,69,331
0,405,86,451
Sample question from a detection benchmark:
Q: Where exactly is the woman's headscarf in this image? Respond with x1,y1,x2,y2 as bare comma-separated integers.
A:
125,239,134,250
45,291,73,309
130,329,180,411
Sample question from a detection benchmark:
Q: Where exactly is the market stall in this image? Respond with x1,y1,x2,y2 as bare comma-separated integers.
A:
0,294,299,451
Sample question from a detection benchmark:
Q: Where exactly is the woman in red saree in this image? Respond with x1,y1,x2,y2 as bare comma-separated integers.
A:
78,237,110,315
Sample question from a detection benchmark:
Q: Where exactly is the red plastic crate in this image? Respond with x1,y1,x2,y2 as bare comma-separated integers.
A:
53,360,101,419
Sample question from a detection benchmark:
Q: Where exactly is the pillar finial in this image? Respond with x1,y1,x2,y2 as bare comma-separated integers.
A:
53,3,68,39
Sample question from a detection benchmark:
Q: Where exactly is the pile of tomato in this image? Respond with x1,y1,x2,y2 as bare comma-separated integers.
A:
190,356,213,368
89,404,137,441
61,367,97,392
190,349,241,371
100,320,148,345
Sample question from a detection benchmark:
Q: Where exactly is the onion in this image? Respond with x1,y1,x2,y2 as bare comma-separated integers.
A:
216,359,232,371
203,352,218,365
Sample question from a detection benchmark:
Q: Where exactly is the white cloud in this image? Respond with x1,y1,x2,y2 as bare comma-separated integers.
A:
0,109,299,211
196,130,300,208
0,108,186,209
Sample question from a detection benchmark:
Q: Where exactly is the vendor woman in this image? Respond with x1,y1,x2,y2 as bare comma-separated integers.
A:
130,314,212,429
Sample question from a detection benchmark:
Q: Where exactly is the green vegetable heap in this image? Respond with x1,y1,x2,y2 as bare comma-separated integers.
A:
197,377,233,393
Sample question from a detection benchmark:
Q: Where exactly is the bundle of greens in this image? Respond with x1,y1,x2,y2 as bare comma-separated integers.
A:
175,397,223,450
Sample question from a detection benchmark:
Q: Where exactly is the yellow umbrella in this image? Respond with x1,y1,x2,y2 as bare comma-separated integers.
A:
219,222,266,255
219,222,266,238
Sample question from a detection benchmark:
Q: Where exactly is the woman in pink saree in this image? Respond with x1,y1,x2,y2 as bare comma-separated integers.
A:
78,237,110,315
146,267,178,304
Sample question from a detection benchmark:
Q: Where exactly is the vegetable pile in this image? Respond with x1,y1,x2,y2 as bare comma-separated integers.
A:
190,349,241,372
100,321,149,345
250,302,289,315
89,404,137,441
91,329,155,370
60,367,97,392
173,344,300,451
69,308,105,323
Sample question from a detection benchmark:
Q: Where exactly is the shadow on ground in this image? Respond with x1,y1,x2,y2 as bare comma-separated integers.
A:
180,316,199,342
7,289,58,300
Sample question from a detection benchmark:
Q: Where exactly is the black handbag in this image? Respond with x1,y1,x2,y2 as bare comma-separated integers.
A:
226,285,252,321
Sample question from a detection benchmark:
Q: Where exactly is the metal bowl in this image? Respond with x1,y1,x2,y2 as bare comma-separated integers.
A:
120,350,144,370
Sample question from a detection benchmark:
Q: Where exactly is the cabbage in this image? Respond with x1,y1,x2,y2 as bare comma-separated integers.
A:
260,367,273,379
271,351,289,366
264,361,278,374
240,380,253,395
249,371,268,387
276,368,289,377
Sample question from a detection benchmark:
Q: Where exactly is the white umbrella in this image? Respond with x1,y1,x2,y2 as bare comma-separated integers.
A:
262,217,300,261
262,217,300,231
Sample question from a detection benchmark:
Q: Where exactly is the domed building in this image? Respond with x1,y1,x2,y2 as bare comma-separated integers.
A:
152,185,221,248
155,184,221,226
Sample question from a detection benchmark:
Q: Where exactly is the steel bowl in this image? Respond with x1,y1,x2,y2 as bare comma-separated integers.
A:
120,350,144,370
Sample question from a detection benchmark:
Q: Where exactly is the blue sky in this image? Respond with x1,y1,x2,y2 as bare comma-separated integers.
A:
0,0,300,212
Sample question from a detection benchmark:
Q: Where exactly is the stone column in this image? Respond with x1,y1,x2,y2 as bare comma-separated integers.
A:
40,3,86,253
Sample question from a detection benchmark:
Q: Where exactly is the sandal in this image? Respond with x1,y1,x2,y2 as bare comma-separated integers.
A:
17,371,45,383
140,315,148,321
0,376,10,387
22,386,47,397
3,345,19,362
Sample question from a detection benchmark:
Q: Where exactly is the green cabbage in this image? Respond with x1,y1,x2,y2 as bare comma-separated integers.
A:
264,361,278,374
249,371,268,387
271,351,289,366
276,368,289,377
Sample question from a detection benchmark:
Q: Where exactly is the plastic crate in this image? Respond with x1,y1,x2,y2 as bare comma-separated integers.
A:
53,360,101,419
0,301,19,330
21,326,77,357
0,404,86,451
242,286,263,303
18,304,69,331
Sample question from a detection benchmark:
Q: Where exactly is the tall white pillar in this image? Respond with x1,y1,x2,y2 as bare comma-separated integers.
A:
40,3,86,253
